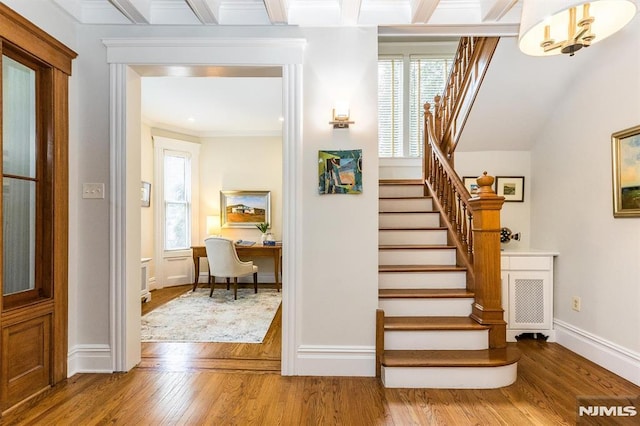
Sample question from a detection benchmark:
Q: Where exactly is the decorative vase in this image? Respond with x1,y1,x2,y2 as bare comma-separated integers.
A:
262,232,274,245
261,233,268,244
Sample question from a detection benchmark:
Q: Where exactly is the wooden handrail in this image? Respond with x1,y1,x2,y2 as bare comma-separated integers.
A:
429,37,499,163
422,36,506,348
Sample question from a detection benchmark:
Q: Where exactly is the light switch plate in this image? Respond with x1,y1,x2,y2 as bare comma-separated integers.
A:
83,183,105,199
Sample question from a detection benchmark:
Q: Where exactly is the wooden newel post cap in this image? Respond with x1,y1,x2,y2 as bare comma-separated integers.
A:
476,171,496,197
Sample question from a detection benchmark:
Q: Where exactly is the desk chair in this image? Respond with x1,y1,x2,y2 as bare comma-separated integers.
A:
204,237,258,300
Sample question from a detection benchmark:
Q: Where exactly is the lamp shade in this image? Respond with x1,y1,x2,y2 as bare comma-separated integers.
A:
206,215,221,236
519,0,637,56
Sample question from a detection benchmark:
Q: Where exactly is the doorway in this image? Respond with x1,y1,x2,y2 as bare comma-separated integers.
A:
105,37,304,374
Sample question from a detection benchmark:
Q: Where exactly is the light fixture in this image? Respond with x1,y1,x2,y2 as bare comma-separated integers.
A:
519,0,637,57
206,215,221,236
329,101,354,129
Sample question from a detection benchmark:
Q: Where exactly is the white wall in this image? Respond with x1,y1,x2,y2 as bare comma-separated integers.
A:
297,27,379,375
530,18,640,382
141,124,155,285
455,151,531,249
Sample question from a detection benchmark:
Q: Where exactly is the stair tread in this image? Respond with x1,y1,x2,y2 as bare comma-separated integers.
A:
379,227,446,231
384,316,489,331
379,288,474,298
381,347,520,368
379,245,456,250
379,211,437,214
379,179,423,185
379,265,466,272
379,196,432,200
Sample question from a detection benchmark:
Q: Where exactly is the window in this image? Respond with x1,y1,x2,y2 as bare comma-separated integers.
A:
2,48,52,308
163,150,192,251
378,51,454,158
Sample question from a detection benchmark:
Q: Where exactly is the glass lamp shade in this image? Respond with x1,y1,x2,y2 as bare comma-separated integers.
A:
518,0,637,56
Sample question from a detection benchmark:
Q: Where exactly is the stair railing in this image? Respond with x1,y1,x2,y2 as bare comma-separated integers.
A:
422,36,507,349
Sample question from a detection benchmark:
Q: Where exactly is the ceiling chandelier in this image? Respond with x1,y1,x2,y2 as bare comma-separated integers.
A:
518,0,637,56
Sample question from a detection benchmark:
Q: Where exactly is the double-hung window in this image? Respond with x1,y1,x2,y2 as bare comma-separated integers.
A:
163,150,191,251
378,44,455,158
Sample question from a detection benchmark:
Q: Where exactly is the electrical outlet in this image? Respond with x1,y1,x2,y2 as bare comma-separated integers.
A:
571,296,581,312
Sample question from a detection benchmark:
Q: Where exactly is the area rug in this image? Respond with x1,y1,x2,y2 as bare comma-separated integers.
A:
141,288,281,343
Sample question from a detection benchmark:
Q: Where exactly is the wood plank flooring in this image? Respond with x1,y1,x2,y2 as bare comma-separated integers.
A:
4,287,638,423
3,340,639,423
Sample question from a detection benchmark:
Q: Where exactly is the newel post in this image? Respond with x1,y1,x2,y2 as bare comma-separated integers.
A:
467,172,506,348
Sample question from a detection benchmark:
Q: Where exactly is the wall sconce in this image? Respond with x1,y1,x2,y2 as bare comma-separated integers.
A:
329,101,354,129
206,215,221,236
519,0,637,57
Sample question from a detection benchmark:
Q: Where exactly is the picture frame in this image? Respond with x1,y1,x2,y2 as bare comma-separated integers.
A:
612,125,640,217
463,176,481,195
141,181,151,207
318,149,363,194
220,190,271,228
495,176,525,202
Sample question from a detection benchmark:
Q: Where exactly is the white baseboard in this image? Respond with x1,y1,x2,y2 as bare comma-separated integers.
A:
67,344,113,376
148,276,158,291
296,345,375,376
554,319,640,386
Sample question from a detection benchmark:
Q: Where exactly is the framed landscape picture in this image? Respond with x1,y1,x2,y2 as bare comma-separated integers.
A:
612,125,640,217
463,176,480,195
495,176,525,202
220,190,271,228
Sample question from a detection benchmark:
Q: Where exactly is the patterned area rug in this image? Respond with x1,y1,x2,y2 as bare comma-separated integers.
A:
141,288,281,343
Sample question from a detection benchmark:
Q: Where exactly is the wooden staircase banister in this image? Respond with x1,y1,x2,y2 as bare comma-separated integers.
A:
421,36,507,349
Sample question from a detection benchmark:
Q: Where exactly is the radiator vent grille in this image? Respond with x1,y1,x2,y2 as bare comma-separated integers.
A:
514,278,544,324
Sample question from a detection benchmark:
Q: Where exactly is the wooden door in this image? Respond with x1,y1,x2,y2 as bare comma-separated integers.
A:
0,4,76,413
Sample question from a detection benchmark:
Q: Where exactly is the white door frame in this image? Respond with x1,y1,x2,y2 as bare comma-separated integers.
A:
105,37,305,374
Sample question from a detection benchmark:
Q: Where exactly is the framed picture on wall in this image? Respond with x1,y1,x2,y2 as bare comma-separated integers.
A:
220,190,271,228
463,176,481,195
612,125,640,217
495,176,524,202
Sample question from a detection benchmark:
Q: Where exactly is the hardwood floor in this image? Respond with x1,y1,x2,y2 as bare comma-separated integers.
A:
141,284,281,372
3,338,639,424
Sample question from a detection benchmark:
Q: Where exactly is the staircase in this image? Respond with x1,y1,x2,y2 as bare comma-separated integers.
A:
377,180,519,388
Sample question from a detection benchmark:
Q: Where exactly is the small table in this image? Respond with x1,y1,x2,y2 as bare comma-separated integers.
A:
191,244,282,292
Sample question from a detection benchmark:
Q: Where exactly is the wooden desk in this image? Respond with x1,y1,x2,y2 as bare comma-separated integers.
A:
191,244,282,292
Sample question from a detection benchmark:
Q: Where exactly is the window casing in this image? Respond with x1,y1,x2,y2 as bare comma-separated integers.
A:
378,53,454,158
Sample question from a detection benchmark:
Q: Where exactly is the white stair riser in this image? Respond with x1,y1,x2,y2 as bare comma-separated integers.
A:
378,271,467,289
385,330,488,350
379,185,424,198
379,213,440,228
379,249,456,266
379,230,447,246
381,364,518,389
379,198,432,212
380,298,473,316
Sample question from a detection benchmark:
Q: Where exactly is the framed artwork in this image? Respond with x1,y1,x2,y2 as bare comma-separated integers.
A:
495,176,525,202
463,176,480,195
318,149,363,194
141,181,151,207
612,125,640,217
220,190,271,228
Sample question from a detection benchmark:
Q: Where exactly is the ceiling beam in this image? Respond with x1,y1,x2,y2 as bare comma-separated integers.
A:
341,0,362,25
108,0,152,23
185,0,221,24
263,0,289,24
410,0,440,24
480,0,518,22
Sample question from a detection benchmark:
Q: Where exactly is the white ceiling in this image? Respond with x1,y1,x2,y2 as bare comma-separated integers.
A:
52,0,528,137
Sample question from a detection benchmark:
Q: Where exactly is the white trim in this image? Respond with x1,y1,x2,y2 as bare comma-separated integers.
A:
109,63,128,372
296,345,376,377
67,344,113,376
106,37,305,376
555,319,640,386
